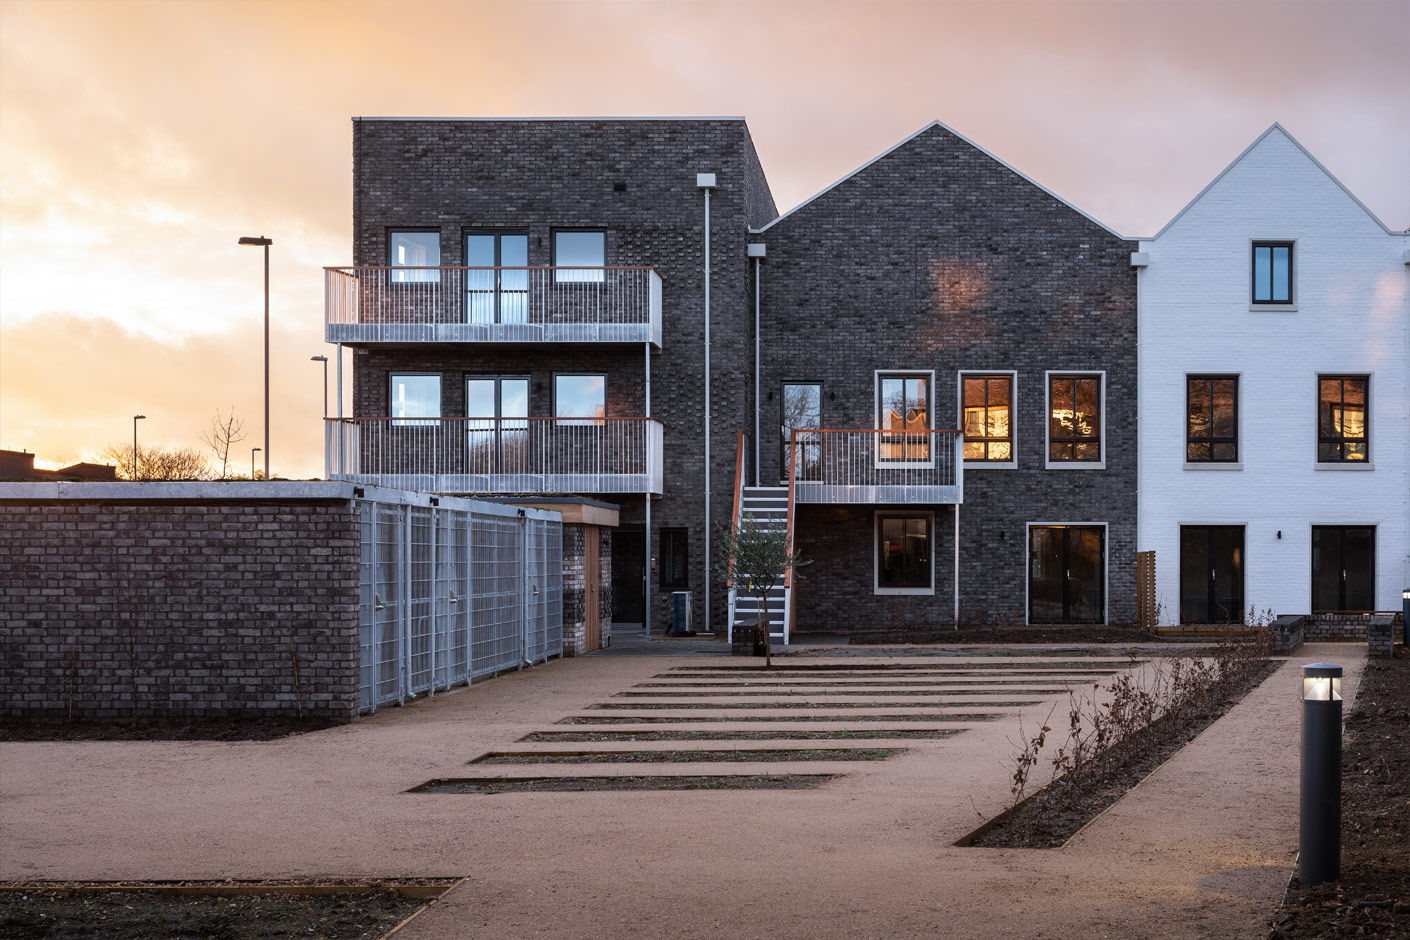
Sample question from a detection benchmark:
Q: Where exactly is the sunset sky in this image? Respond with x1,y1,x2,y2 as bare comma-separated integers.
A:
1,0,1406,479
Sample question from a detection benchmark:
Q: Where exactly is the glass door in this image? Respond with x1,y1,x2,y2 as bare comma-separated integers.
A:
781,382,821,481
1312,526,1375,611
1028,526,1105,624
1179,526,1245,624
465,234,529,324
466,377,530,475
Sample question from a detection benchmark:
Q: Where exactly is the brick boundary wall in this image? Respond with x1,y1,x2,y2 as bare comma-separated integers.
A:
0,496,361,721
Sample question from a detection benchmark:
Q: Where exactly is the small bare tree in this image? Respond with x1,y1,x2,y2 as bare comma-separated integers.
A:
101,443,212,481
716,516,809,667
200,407,247,480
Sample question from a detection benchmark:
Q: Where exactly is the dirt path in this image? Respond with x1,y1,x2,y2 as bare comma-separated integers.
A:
0,644,1365,939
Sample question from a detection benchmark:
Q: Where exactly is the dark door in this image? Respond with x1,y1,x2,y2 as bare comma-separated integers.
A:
1028,526,1105,624
1180,526,1245,624
611,527,645,627
1312,526,1375,611
585,526,601,652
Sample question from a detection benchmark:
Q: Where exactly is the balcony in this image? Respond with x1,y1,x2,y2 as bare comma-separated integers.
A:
326,417,663,495
786,429,964,504
324,266,662,346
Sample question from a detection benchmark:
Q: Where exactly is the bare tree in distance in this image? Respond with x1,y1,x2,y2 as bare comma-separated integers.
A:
101,443,212,481
200,407,247,480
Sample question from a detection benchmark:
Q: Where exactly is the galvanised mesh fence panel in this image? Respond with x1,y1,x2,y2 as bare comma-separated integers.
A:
357,501,376,711
539,519,564,658
406,506,434,695
373,504,404,705
471,512,525,677
435,508,472,688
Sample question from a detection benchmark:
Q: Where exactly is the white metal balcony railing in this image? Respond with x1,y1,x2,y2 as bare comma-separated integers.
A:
786,429,964,504
325,266,663,345
326,417,664,496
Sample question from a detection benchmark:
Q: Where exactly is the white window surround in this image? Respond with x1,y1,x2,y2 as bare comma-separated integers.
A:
1313,371,1373,470
874,510,935,596
1183,371,1243,471
1248,237,1297,312
1043,370,1106,470
874,370,936,470
1023,521,1109,626
956,370,1018,470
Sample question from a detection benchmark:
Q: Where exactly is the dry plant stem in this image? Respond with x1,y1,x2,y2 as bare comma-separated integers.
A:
288,635,304,720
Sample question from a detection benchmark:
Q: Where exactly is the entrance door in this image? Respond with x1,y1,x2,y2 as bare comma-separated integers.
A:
1028,526,1105,624
1312,526,1375,611
1180,526,1245,624
465,233,529,324
611,527,645,628
466,376,529,476
585,526,601,652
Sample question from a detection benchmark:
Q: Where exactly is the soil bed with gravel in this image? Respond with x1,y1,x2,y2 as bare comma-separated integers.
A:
588,699,1040,710
0,716,341,742
412,774,835,793
474,747,902,764
0,890,423,939
559,713,998,724
522,729,964,742
615,688,1069,698
967,659,1278,849
849,626,1159,645
1272,654,1410,939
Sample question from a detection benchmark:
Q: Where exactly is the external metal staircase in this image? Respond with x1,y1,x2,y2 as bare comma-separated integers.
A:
725,430,794,645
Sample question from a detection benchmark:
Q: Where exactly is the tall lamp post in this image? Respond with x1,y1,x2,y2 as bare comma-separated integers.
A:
239,235,273,480
251,447,262,481
132,415,146,481
310,356,329,417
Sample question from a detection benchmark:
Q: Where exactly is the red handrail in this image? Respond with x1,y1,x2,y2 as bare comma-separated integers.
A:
725,429,746,589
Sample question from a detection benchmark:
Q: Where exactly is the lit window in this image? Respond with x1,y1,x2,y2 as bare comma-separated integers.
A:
961,375,1012,461
1048,375,1101,463
1186,376,1238,462
1318,376,1368,462
554,231,605,283
1252,241,1293,304
390,374,440,427
388,231,440,283
554,374,605,426
876,513,932,593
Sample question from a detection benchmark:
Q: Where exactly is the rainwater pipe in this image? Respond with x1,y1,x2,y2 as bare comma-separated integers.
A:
748,243,766,486
698,172,716,633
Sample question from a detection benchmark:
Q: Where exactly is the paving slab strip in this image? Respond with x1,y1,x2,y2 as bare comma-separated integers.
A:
586,700,1044,709
613,688,1072,698
472,748,906,764
633,678,1114,688
409,774,838,793
556,713,1003,724
662,661,1143,673
519,729,967,742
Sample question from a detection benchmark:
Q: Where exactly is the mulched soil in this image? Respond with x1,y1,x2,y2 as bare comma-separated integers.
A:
635,679,1110,687
588,700,1040,709
411,774,836,793
666,661,1140,671
0,890,424,940
522,729,965,742
1273,654,1410,939
614,688,1071,697
849,626,1160,645
0,717,342,742
474,748,902,764
967,660,1279,848
558,713,999,724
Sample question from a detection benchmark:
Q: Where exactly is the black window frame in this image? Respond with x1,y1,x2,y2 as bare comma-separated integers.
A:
551,229,607,284
1185,375,1239,463
875,512,933,593
960,373,1014,462
659,528,689,591
1317,375,1370,463
1251,240,1294,305
386,228,442,285
1047,374,1102,463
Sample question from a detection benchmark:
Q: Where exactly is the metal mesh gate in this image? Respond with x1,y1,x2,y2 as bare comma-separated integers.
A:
355,493,563,713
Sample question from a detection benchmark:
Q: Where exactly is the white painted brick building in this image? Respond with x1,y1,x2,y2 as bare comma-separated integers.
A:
1137,124,1409,622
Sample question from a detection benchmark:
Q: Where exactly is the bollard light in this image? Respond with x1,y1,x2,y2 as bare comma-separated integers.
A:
1402,588,1408,647
1299,662,1342,886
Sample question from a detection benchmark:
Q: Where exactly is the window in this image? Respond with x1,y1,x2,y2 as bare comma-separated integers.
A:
1318,376,1368,462
876,513,932,594
389,374,440,426
388,230,440,283
781,382,821,480
1186,376,1238,463
660,528,689,590
465,233,528,323
1047,374,1102,463
554,374,606,426
553,231,605,283
1252,241,1293,304
877,373,930,463
961,374,1013,462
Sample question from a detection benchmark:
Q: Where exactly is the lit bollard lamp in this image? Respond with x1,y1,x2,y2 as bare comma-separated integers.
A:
1299,662,1342,886
1402,588,1409,647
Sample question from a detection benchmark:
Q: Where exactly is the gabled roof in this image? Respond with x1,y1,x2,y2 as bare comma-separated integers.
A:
1147,122,1402,240
750,120,1129,239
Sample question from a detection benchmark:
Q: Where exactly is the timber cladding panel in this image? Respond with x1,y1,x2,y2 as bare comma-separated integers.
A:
0,500,361,720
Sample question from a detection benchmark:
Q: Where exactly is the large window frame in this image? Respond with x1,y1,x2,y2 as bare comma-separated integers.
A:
387,229,441,284
1185,374,1240,467
1251,240,1295,308
552,373,607,428
780,380,823,482
874,511,934,596
463,230,529,324
874,370,934,469
552,230,606,284
389,373,441,427
1317,374,1370,466
957,371,1016,468
1044,371,1105,469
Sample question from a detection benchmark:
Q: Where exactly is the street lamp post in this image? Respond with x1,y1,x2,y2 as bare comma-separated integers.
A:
239,235,273,480
251,447,262,481
132,415,146,481
311,356,329,418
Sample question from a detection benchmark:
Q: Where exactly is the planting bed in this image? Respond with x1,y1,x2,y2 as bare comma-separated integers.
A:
614,688,1069,698
0,716,341,742
0,890,424,939
850,626,1155,645
410,774,836,793
521,729,965,742
634,678,1111,688
473,748,903,764
1273,655,1410,939
664,661,1139,672
588,700,1041,710
558,713,998,724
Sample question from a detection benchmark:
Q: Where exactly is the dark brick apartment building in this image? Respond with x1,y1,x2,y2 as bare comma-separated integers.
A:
325,117,1137,639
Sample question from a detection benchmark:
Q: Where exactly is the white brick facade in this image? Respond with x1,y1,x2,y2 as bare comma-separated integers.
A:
1137,125,1410,621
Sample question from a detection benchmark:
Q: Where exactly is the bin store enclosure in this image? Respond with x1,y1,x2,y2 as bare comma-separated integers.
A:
0,482,563,722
